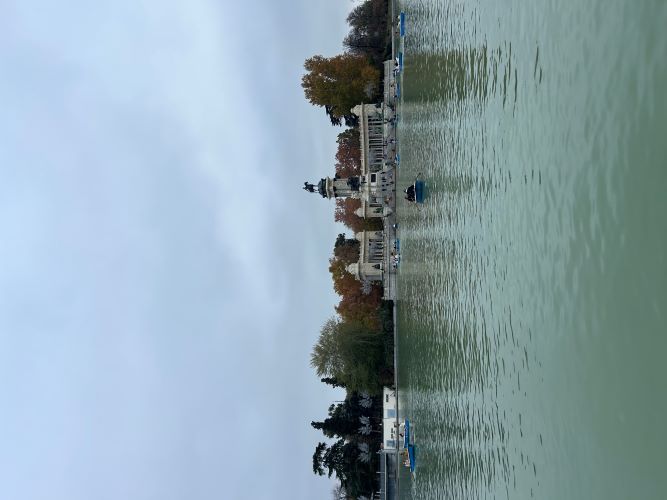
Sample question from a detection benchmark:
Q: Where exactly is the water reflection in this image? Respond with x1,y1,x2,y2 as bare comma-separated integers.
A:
402,41,533,108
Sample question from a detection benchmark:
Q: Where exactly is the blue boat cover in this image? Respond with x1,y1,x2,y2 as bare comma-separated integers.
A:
403,419,416,471
400,12,406,37
403,419,410,448
415,180,425,203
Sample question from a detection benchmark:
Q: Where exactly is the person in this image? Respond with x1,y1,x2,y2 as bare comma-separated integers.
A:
404,184,415,202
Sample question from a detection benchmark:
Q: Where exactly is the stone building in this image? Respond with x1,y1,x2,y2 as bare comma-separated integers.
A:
346,231,384,282
304,96,398,298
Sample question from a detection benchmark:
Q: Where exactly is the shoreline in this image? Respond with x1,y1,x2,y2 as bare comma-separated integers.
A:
389,0,402,495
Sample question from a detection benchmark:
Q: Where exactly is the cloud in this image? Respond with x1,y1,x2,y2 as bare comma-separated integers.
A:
0,0,355,498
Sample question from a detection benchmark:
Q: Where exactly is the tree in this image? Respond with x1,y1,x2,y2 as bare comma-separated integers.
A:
325,105,343,126
328,234,384,329
312,438,374,496
331,483,347,500
334,198,383,233
343,0,390,68
313,439,357,481
335,128,361,178
311,398,364,440
311,317,385,393
311,318,345,379
321,376,346,389
329,258,361,300
335,284,383,329
313,442,327,475
334,320,385,392
334,234,360,264
329,254,382,328
335,198,365,233
302,54,380,124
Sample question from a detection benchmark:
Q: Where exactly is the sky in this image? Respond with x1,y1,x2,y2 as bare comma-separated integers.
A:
0,1,354,498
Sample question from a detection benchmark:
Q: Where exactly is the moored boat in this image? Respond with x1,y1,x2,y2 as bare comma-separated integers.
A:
402,419,416,472
414,175,425,204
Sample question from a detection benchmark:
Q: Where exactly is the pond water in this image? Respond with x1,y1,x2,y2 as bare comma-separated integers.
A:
395,0,667,498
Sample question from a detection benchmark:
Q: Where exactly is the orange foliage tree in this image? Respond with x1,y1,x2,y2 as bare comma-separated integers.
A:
335,128,361,178
302,54,380,124
328,236,383,330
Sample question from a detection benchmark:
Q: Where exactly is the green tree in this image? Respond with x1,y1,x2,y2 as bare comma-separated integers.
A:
320,376,346,389
312,393,380,441
311,318,345,380
312,439,356,480
344,0,390,68
311,403,357,440
331,483,347,500
302,54,380,125
312,438,373,496
312,442,327,475
311,317,385,393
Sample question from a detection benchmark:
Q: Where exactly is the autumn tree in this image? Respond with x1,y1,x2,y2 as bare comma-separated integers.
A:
329,254,355,292
335,128,361,178
334,198,365,233
334,199,384,233
332,129,383,233
302,54,380,125
334,233,360,264
329,237,383,329
336,285,383,330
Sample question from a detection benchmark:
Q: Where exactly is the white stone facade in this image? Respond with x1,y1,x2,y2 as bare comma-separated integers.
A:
346,231,384,282
307,88,398,297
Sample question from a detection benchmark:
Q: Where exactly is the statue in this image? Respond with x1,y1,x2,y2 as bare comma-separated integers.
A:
303,181,315,193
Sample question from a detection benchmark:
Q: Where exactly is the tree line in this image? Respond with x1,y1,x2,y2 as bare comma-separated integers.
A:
302,2,394,497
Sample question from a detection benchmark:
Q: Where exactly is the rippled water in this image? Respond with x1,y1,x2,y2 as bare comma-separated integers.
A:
394,0,667,498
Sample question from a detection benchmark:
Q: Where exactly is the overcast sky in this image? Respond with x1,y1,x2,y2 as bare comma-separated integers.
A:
0,1,353,498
